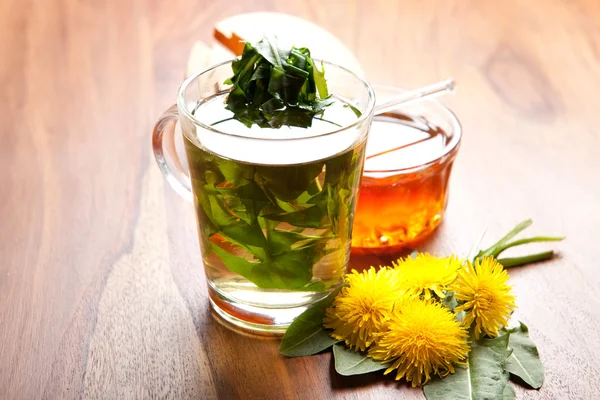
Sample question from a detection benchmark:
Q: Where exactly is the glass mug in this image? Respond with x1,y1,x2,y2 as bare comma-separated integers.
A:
152,60,375,334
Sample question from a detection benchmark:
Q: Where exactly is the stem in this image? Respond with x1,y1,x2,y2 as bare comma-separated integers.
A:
491,236,565,258
468,227,488,262
314,177,323,192
497,251,555,268
314,117,342,127
210,117,236,127
236,53,262,85
478,219,533,258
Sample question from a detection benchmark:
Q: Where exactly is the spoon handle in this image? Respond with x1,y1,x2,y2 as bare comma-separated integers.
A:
374,78,456,115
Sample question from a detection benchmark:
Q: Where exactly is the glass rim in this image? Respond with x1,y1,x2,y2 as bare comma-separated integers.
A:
363,84,462,174
177,59,376,142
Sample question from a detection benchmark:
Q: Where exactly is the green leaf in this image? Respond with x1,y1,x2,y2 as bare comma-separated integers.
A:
260,248,315,289
212,244,314,290
256,163,324,202
186,127,362,292
253,36,287,68
262,205,326,228
311,60,329,98
279,286,342,357
266,247,316,288
326,185,339,230
215,158,253,186
220,221,267,250
224,36,333,129
211,243,261,278
343,102,362,118
505,322,544,389
324,155,350,186
423,334,512,400
267,229,323,255
442,291,458,312
332,343,387,376
501,383,515,400
267,107,314,128
250,61,271,81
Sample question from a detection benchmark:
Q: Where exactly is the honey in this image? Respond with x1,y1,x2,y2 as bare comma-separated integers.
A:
351,110,460,255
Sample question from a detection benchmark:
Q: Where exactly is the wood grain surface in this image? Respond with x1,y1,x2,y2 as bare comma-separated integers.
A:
1,0,599,399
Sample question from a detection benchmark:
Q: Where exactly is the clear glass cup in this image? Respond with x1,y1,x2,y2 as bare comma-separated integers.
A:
153,60,375,334
351,85,461,255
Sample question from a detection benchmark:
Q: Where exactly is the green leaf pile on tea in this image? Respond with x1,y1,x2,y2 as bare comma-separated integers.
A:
223,36,337,128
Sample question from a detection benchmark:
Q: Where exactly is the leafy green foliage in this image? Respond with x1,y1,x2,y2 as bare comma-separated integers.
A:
279,286,342,357
332,343,388,376
423,334,513,400
505,322,544,389
223,36,338,128
184,135,365,291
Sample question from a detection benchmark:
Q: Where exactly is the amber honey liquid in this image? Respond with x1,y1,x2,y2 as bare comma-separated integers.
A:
351,113,457,255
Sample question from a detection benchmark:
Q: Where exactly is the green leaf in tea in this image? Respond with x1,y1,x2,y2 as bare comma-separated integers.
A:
505,322,544,389
332,343,388,376
279,286,342,357
185,133,365,291
212,243,316,290
223,36,335,129
423,333,512,400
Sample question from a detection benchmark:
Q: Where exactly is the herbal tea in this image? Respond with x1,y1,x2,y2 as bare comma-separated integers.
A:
184,92,365,317
152,37,375,332
351,112,457,255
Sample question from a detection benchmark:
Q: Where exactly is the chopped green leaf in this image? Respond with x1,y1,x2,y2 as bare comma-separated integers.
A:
256,163,324,201
343,102,362,118
224,36,332,129
311,60,329,98
184,133,365,292
253,35,287,68
211,243,315,290
262,205,326,228
267,229,323,255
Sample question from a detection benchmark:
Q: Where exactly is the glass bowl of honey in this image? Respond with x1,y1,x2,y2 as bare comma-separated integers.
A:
351,85,462,255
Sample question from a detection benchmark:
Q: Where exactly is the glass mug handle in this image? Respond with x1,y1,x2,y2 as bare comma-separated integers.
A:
152,104,193,202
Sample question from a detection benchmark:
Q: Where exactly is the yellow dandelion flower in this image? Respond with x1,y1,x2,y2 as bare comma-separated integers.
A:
323,267,406,351
393,253,462,299
368,299,469,387
449,256,516,339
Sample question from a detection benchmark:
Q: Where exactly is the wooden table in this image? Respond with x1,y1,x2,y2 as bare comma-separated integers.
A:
2,1,599,398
